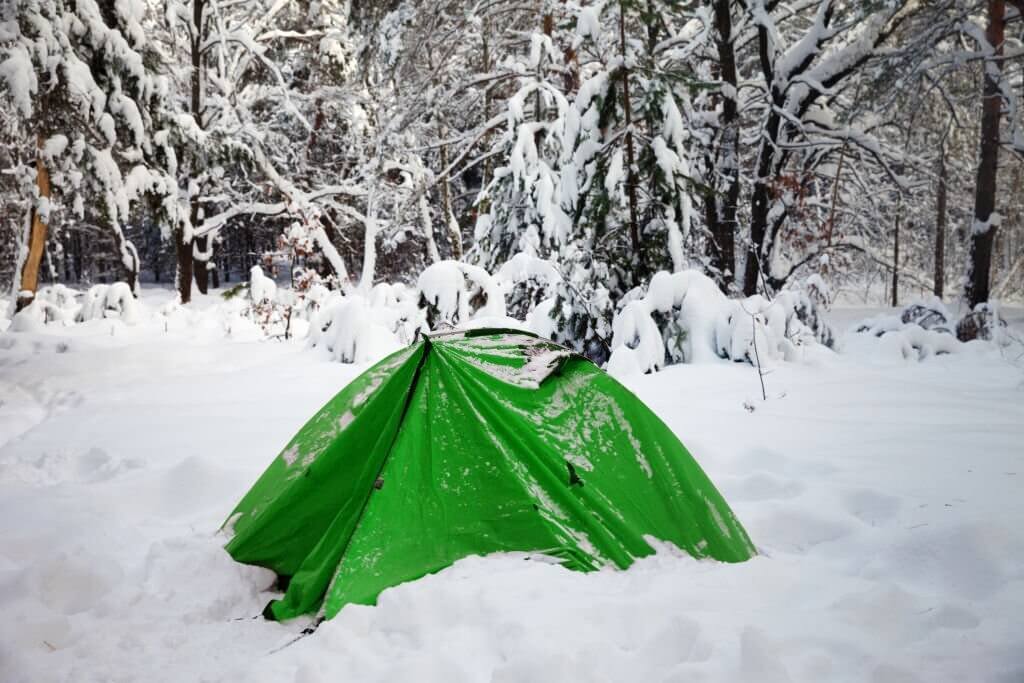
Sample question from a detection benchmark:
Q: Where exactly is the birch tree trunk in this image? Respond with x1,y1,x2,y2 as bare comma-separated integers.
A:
359,190,379,293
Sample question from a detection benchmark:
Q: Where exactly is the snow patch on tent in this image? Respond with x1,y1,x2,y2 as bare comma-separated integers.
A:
438,333,572,388
280,444,300,466
566,452,593,472
609,399,652,478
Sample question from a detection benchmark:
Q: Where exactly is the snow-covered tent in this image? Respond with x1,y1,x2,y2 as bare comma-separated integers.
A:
223,330,755,622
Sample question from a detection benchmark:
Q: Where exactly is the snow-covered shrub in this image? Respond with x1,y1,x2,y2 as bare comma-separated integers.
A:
240,265,326,339
515,244,619,365
37,284,80,313
307,295,402,364
9,284,82,328
306,281,426,363
607,270,833,374
241,267,289,337
546,275,615,366
775,282,835,349
495,253,561,320
249,266,277,305
366,282,427,344
293,272,332,320
856,300,956,339
848,302,964,361
901,299,953,334
956,303,1008,343
76,283,140,324
10,300,62,332
417,260,506,329
878,326,961,360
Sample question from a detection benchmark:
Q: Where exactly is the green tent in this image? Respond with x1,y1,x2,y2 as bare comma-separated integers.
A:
223,329,754,622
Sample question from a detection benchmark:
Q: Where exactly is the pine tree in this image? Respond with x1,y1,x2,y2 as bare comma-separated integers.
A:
1,0,180,308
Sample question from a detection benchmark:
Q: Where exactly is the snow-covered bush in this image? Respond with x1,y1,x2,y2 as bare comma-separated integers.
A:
9,300,63,332
900,298,954,334
495,253,562,321
76,284,140,325
878,326,962,360
239,266,334,339
417,260,506,328
249,266,278,305
9,284,82,328
607,270,834,374
307,295,403,364
239,267,289,337
533,247,617,366
956,303,1008,343
775,280,836,349
848,300,967,361
37,284,80,313
306,280,426,364
366,282,428,345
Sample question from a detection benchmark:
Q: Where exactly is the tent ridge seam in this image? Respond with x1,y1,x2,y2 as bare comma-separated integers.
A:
310,340,432,619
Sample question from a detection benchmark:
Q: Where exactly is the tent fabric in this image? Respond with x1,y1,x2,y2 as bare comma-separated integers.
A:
223,329,755,621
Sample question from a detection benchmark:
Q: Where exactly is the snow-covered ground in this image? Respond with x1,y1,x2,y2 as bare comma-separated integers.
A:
1,289,1023,683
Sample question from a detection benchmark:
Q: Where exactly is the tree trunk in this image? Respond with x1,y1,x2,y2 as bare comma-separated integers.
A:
438,142,463,259
743,18,785,297
177,0,206,304
743,112,780,296
934,142,947,299
892,197,901,308
72,230,83,281
15,137,52,312
175,226,193,304
709,0,738,293
966,0,1005,308
481,21,493,190
419,182,441,264
193,232,210,294
535,10,552,122
618,1,642,276
114,231,140,295
359,189,379,292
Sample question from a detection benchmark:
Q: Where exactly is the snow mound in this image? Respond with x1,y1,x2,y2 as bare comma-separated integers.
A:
77,283,141,324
